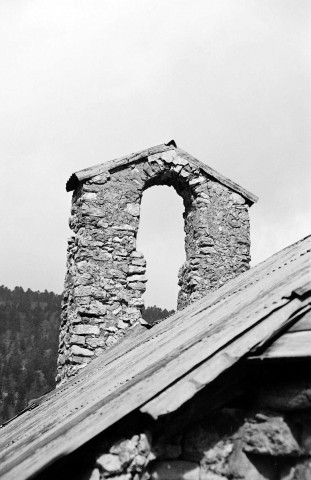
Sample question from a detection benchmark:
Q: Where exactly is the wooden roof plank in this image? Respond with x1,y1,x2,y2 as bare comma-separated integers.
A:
250,331,311,359
140,298,305,419
288,309,311,332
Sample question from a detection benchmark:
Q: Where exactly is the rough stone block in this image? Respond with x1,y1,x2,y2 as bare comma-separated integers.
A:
78,301,107,316
231,192,245,204
128,282,146,291
110,435,139,456
172,165,183,174
106,336,118,347
96,453,122,474
74,286,93,297
131,258,147,266
72,324,100,336
71,345,94,357
160,151,175,163
88,468,101,480
131,251,144,258
81,206,105,217
150,461,199,480
126,203,140,216
85,337,100,348
228,443,276,480
173,156,189,166
128,265,146,274
199,246,216,255
138,433,152,456
241,414,300,456
127,275,147,283
71,355,89,364
292,460,311,480
95,216,110,226
71,334,86,345
117,320,128,330
189,176,205,186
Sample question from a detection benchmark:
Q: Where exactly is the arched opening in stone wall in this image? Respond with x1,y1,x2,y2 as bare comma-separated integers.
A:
136,185,186,310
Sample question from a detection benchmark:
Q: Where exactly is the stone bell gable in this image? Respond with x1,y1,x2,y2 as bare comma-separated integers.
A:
57,141,258,383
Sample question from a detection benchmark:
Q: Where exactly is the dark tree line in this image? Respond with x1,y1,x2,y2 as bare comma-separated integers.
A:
0,286,62,423
142,305,175,325
0,285,174,424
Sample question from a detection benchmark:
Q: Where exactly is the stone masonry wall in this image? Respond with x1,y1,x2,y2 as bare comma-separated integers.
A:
37,366,311,480
83,410,311,480
57,148,251,384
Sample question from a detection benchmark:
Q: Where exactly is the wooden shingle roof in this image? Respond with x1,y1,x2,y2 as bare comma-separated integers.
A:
0,235,310,480
65,141,258,204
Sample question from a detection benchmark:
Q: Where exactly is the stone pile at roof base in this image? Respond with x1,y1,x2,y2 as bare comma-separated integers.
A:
58,142,258,384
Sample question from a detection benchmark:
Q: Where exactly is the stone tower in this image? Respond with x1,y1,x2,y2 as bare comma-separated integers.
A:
57,141,257,384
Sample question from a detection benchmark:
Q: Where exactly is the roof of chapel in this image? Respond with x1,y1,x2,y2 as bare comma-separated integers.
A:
0,234,310,480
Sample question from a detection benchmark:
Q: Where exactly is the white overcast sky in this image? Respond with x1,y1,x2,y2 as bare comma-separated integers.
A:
0,0,310,309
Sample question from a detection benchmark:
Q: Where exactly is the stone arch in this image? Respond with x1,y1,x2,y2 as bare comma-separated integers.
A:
58,142,257,383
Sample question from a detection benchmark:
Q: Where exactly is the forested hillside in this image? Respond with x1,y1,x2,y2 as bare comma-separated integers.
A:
142,305,175,324
0,286,174,424
0,286,62,423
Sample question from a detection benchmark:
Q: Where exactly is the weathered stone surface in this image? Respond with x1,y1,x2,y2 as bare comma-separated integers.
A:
227,443,276,480
150,461,200,480
72,325,100,336
199,473,227,480
71,334,86,345
109,475,131,480
85,337,100,348
293,460,311,480
128,282,146,291
72,355,90,364
138,433,151,456
241,414,300,456
106,336,118,347
279,463,300,480
96,453,122,474
128,265,146,274
49,397,311,480
117,320,128,330
110,435,139,456
88,468,100,480
71,345,94,357
300,418,311,455
126,203,140,216
127,274,147,283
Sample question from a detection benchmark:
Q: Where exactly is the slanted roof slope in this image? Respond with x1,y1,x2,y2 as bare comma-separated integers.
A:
0,235,310,480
